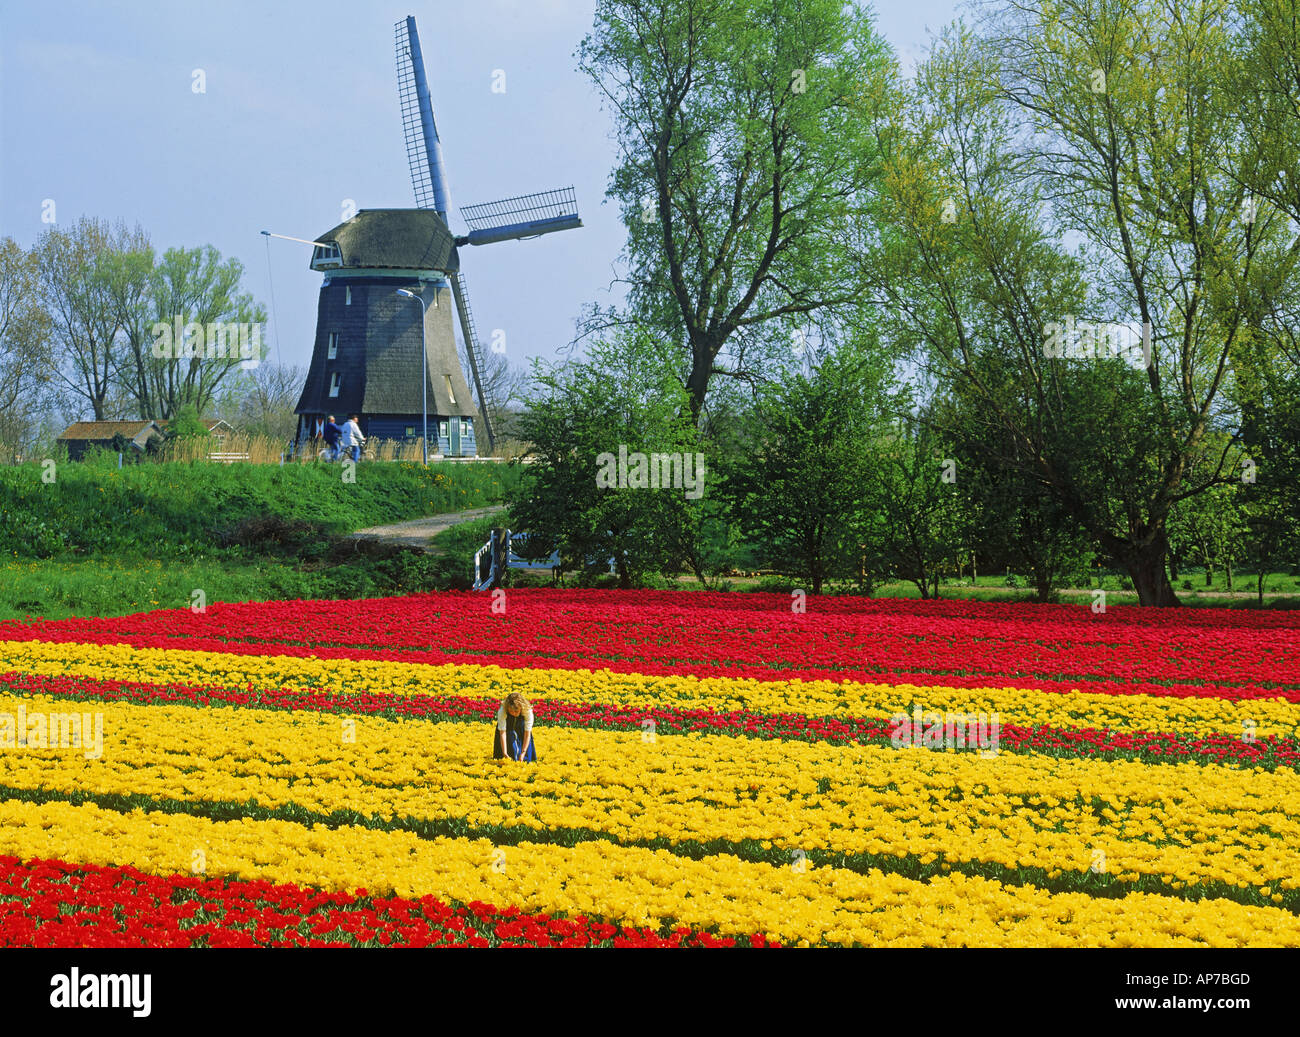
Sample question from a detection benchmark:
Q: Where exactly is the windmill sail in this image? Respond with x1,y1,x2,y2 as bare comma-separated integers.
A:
395,15,582,455
450,271,495,450
396,15,495,449
460,187,582,245
395,16,450,219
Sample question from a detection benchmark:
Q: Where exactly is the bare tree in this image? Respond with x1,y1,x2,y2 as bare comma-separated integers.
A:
456,332,528,446
0,237,53,461
217,362,305,442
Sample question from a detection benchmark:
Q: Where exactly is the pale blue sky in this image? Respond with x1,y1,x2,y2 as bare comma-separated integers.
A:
1,0,962,381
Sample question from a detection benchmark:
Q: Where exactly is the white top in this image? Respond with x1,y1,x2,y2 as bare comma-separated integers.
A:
340,419,365,447
497,704,533,733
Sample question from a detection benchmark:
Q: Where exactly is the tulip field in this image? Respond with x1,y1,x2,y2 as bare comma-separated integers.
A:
1,590,1298,947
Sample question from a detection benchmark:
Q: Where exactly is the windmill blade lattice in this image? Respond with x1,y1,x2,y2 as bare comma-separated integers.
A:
395,17,449,217
460,187,582,245
450,271,494,449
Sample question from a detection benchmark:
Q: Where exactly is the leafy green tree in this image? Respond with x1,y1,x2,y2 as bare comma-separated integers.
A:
36,218,147,420
862,412,973,600
1169,483,1248,591
871,4,1300,605
577,0,901,426
510,331,704,588
166,403,211,442
940,395,1093,602
147,245,267,419
715,343,885,594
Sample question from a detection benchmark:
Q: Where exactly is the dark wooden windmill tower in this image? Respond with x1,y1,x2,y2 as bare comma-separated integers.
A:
294,15,582,457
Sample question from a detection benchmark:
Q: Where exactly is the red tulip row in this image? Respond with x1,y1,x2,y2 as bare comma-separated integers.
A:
5,670,1295,768
3,591,1295,698
0,854,764,948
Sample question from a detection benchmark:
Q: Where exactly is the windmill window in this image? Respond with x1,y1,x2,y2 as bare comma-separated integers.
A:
444,376,456,405
327,333,338,359
345,286,352,305
329,372,340,397
405,425,416,437
312,243,342,269
460,419,471,437
438,420,449,439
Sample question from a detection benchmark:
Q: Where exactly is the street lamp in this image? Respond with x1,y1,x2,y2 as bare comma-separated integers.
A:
395,288,429,465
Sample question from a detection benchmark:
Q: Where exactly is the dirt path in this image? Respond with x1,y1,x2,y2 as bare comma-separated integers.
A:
350,505,508,553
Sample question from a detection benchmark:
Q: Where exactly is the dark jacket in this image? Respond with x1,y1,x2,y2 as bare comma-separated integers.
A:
323,421,342,446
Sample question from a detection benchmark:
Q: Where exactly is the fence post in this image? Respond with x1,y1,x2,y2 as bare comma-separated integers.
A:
490,527,509,590
117,452,123,469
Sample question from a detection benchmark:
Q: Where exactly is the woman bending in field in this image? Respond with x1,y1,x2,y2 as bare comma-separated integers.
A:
492,692,536,762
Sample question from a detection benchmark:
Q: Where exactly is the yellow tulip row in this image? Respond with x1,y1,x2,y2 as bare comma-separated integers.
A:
0,797,1295,947
2,638,1297,739
3,693,1297,896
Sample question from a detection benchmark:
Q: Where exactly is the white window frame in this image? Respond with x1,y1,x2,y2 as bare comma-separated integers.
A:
312,243,342,268
444,375,456,405
345,285,352,305
328,372,340,397
327,332,338,359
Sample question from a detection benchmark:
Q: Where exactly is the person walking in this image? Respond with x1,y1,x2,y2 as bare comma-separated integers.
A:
340,414,365,463
322,415,342,461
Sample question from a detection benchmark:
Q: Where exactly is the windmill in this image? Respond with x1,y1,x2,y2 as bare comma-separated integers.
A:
294,14,581,457
394,15,581,452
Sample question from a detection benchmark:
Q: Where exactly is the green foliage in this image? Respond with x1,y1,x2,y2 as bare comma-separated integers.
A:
578,0,902,423
0,460,521,561
166,404,210,440
861,411,974,600
870,2,1300,605
716,342,888,594
509,331,706,588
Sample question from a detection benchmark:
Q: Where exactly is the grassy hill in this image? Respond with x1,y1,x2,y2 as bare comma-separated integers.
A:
0,457,523,620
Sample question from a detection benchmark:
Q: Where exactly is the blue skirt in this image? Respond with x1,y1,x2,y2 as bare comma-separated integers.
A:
492,715,537,761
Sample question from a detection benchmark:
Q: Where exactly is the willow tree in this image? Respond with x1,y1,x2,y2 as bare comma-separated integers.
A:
577,0,900,426
873,1,1300,605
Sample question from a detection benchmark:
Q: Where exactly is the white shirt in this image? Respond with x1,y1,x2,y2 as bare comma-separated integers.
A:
497,705,533,732
340,419,364,447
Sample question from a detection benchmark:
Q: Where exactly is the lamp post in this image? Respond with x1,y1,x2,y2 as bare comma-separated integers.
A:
395,288,429,464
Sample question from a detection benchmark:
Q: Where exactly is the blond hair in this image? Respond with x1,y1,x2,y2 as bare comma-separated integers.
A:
503,692,532,717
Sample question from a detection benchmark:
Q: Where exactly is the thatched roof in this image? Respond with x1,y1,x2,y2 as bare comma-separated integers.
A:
58,421,159,442
312,209,459,273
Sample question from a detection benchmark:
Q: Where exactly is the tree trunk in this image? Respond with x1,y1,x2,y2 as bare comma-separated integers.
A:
1226,559,1233,593
1034,565,1053,603
1114,534,1181,607
1258,568,1265,606
1169,553,1179,581
1205,564,1213,586
971,553,977,583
